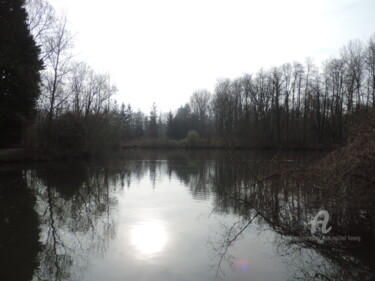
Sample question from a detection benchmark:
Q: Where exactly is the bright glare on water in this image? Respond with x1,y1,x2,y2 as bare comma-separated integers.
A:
131,220,168,255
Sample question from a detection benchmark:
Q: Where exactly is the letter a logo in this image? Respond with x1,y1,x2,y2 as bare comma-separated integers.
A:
308,210,332,234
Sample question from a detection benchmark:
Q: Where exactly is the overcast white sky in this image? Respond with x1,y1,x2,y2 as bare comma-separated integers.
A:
48,0,375,113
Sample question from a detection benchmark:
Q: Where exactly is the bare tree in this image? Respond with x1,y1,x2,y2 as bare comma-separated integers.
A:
25,0,56,60
39,14,74,131
365,36,375,107
68,62,90,116
190,89,211,135
282,63,292,143
341,39,365,112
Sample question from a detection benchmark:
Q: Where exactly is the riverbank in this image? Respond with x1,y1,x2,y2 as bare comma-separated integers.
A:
121,138,335,151
0,140,335,164
0,148,90,164
0,149,32,163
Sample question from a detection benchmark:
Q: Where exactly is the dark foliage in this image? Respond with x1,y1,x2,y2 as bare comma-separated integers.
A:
0,0,42,147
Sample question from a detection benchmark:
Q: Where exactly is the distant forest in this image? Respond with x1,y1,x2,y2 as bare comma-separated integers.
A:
1,0,375,155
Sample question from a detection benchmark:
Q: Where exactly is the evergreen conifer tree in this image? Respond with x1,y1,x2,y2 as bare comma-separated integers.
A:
0,0,42,146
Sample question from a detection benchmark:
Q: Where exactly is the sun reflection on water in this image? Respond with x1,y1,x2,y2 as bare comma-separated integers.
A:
131,220,168,255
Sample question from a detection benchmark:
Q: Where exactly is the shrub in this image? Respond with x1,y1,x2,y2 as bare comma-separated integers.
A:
26,111,123,158
186,130,199,146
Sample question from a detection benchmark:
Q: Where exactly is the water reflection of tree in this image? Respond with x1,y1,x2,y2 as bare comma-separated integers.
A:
90,151,375,281
165,151,213,200
208,213,259,280
26,163,124,281
11,151,373,281
0,170,41,281
207,157,375,281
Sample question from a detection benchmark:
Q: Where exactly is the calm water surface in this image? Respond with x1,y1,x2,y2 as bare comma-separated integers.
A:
0,150,374,281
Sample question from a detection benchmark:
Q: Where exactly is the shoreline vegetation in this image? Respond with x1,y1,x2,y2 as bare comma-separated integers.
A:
0,141,333,164
121,138,335,150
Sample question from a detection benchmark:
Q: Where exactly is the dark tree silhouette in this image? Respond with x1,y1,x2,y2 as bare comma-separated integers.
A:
149,103,158,138
0,0,42,147
166,111,174,139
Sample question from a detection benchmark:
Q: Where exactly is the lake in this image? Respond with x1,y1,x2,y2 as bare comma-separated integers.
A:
0,150,374,281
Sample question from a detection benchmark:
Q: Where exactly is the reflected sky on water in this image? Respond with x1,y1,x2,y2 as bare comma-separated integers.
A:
0,150,374,281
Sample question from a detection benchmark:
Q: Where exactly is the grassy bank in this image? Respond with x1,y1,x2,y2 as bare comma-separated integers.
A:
308,116,375,192
272,111,375,211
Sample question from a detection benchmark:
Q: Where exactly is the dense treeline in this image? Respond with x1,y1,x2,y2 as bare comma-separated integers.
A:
1,0,375,154
119,37,375,148
209,44,375,147
164,45,375,147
